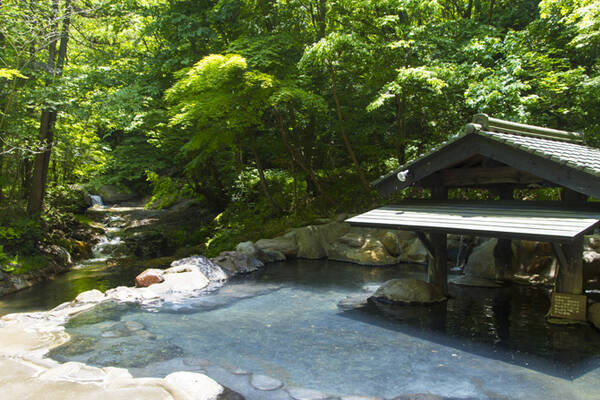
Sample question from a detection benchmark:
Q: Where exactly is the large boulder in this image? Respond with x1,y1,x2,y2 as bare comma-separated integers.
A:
97,184,137,203
294,226,327,259
212,251,264,276
370,278,446,304
170,255,228,282
255,236,298,257
328,235,399,266
398,237,428,263
463,238,498,280
236,241,285,263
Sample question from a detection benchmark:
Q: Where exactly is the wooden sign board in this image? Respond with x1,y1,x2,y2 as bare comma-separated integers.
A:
549,292,587,321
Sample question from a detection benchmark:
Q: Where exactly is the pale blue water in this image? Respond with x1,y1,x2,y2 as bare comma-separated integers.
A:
51,260,600,399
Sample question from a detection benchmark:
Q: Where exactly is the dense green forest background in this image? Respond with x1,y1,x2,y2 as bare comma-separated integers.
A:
1,0,599,262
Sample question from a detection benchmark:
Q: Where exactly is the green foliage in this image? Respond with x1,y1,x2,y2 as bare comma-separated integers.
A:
146,171,194,209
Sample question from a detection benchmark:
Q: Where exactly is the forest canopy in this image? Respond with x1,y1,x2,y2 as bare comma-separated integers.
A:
1,0,599,257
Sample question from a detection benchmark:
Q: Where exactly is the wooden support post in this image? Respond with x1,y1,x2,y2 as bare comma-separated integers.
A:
428,185,448,296
554,187,586,294
494,184,513,280
555,236,584,294
429,233,448,295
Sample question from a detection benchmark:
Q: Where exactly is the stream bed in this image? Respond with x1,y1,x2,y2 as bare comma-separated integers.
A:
41,259,600,400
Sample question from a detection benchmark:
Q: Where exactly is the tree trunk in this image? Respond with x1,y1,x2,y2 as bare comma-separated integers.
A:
330,68,371,192
465,0,473,19
488,0,495,24
28,0,70,216
394,94,407,165
276,111,325,195
250,135,280,215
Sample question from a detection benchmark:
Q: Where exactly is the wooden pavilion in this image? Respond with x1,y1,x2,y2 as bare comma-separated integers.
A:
347,114,600,321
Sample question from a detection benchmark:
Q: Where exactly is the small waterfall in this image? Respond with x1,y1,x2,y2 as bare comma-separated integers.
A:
89,195,104,207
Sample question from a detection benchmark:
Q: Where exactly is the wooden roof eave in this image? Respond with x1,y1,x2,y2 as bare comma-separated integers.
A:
374,131,600,199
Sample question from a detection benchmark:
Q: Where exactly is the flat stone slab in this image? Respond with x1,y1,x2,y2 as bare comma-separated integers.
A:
250,374,283,391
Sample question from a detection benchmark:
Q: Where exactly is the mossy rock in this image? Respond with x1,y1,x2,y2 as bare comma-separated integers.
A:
370,278,446,304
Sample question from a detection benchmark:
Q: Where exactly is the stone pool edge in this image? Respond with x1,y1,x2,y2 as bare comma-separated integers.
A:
0,264,238,400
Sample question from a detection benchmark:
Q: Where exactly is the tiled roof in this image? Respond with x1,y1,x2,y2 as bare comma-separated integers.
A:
480,131,600,178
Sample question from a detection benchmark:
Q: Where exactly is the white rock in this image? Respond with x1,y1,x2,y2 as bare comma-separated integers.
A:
75,289,106,304
164,371,224,400
250,374,283,391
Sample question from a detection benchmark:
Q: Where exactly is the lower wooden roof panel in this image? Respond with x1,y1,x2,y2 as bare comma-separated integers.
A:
345,202,600,243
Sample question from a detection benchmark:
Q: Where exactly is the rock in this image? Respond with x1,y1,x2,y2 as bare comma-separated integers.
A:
48,245,72,266
287,386,331,400
399,238,428,263
589,302,600,330
329,235,398,266
75,289,105,304
255,236,298,257
339,232,364,248
135,330,157,340
135,269,165,287
371,278,446,304
211,251,264,276
262,249,286,262
236,241,283,263
164,371,225,400
142,264,211,298
124,230,170,259
390,395,445,400
463,238,498,280
66,301,129,327
104,286,144,303
47,335,98,357
170,256,228,281
98,184,137,203
381,231,400,257
85,337,184,368
123,321,144,331
250,374,283,391
295,225,327,259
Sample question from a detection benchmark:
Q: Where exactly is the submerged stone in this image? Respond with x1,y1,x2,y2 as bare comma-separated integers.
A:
370,278,446,304
250,374,283,391
287,386,331,400
48,335,99,357
85,338,184,368
66,301,130,328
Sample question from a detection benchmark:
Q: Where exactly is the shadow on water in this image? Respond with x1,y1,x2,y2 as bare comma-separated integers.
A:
337,282,600,380
249,259,600,379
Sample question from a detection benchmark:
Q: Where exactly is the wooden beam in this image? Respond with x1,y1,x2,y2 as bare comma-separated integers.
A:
376,134,482,196
416,232,434,257
561,187,588,204
551,242,568,271
438,167,542,187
